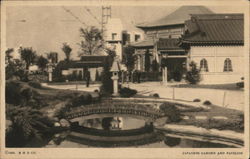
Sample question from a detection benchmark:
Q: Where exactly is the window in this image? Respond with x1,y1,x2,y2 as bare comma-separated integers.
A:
223,58,233,72
200,59,208,72
135,34,141,42
112,33,117,40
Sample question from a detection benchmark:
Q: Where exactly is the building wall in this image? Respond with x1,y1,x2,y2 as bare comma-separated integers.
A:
144,25,184,39
190,45,244,84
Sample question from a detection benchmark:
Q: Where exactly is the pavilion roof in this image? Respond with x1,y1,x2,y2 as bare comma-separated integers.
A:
137,6,213,29
182,14,244,45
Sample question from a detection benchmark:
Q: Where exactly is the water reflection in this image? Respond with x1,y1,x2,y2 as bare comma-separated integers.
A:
79,117,146,130
46,116,239,148
164,136,181,147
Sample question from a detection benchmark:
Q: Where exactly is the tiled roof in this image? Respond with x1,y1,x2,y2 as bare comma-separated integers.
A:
137,6,213,28
182,14,244,44
59,56,109,69
157,38,184,51
131,39,154,48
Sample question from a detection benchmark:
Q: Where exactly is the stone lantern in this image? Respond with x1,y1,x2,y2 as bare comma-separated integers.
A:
47,60,53,82
110,58,120,96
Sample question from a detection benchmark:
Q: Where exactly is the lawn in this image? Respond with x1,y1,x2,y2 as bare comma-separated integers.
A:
176,104,244,133
170,83,243,91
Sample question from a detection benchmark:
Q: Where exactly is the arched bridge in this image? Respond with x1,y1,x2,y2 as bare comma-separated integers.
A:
64,100,165,122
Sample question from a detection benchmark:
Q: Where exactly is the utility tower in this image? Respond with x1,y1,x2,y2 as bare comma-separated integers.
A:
101,6,111,40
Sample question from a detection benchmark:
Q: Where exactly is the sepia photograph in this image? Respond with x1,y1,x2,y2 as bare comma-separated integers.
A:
0,0,249,158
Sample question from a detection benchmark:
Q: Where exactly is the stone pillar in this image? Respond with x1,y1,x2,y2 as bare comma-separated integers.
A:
112,75,119,95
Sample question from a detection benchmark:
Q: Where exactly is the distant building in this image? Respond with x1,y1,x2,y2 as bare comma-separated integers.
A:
105,18,144,61
60,55,109,81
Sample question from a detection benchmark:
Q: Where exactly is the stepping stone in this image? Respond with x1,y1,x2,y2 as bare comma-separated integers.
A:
195,116,207,120
212,116,228,120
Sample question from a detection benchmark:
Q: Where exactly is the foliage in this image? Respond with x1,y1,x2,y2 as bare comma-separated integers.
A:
62,43,72,61
46,52,58,63
6,81,47,108
5,48,14,64
78,26,103,56
37,55,48,71
6,105,54,147
159,103,181,123
70,94,93,107
100,56,114,96
123,45,135,72
193,98,201,102
203,100,212,105
52,60,69,82
5,59,27,81
28,81,42,89
151,58,159,72
20,47,37,70
150,93,160,98
186,61,200,84
119,87,137,98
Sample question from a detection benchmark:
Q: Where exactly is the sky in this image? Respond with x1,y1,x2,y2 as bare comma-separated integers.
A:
5,5,244,60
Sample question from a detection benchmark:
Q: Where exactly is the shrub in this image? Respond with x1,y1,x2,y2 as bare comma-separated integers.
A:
55,104,71,119
119,87,137,98
28,81,42,89
186,61,200,84
150,93,160,98
203,100,212,105
5,81,22,105
159,103,181,123
193,98,201,102
71,94,93,107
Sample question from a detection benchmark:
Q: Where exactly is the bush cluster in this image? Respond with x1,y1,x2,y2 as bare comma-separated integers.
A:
119,87,137,98
6,81,47,108
28,81,42,89
159,103,181,123
203,100,212,105
70,94,93,107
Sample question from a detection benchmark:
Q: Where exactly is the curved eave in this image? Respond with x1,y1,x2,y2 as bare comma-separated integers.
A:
181,40,244,46
136,23,184,30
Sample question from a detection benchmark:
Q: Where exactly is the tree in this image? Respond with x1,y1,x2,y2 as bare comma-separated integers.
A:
37,56,48,71
186,61,200,84
46,52,58,63
6,105,54,147
123,45,135,72
5,48,14,64
20,47,37,70
62,43,72,61
78,26,103,56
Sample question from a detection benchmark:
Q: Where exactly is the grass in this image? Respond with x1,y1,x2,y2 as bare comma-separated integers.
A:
170,83,243,91
177,104,244,133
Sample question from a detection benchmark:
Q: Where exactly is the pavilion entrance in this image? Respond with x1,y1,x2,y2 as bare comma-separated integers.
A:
165,57,187,81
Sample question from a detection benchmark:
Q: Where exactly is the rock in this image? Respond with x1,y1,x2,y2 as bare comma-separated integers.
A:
54,122,61,127
55,134,60,138
59,119,70,127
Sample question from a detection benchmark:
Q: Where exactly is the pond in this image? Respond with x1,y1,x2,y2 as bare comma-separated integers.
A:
45,116,238,148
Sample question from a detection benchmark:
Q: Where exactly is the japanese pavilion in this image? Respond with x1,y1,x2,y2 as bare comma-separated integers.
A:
132,6,244,84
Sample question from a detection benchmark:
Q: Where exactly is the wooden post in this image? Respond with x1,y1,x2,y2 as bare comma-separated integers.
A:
173,87,175,100
222,91,227,107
